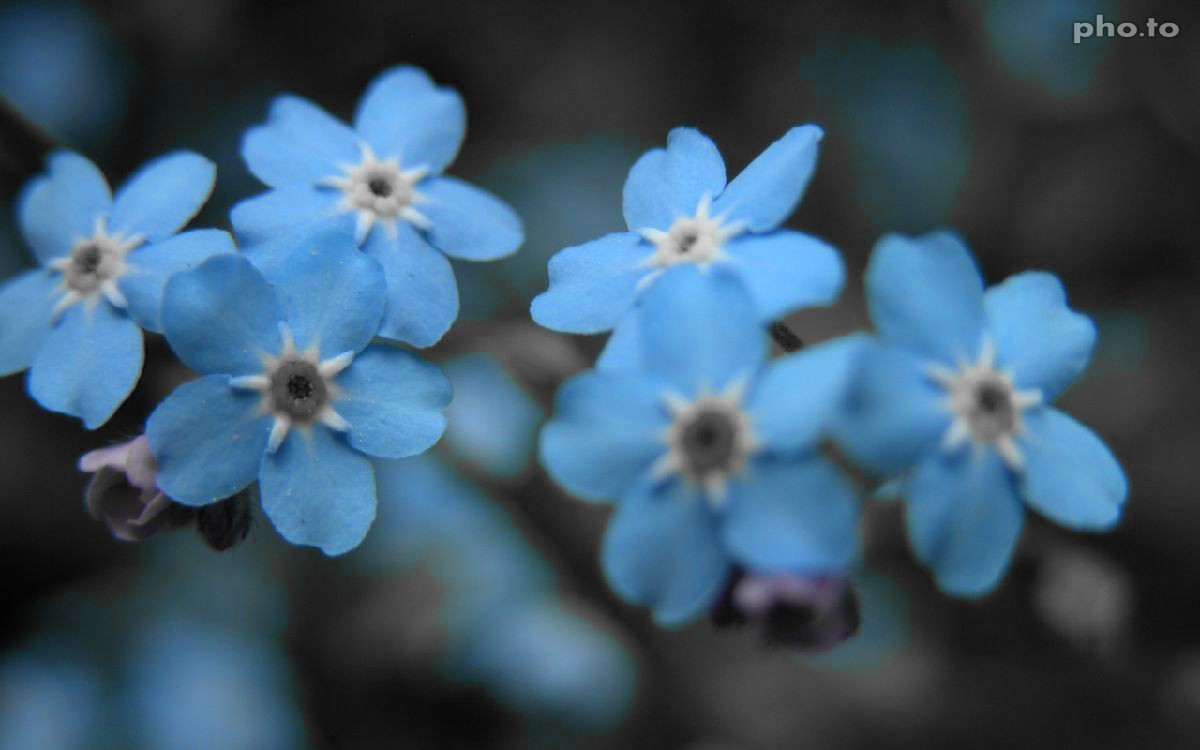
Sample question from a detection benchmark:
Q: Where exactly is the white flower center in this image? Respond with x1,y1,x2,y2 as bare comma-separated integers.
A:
48,216,142,316
926,338,1042,470
319,143,431,244
649,378,757,506
638,194,743,273
230,325,355,453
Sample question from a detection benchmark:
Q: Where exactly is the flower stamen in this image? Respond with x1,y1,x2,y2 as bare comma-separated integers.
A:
927,337,1042,471
651,378,757,506
319,142,430,244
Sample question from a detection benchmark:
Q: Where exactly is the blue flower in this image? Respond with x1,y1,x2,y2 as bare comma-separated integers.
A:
442,352,544,477
0,150,228,427
368,453,555,605
125,618,306,750
462,600,636,730
231,65,524,348
539,267,863,624
0,645,103,750
145,232,451,555
530,126,845,359
368,454,635,728
835,231,1127,597
0,1,127,147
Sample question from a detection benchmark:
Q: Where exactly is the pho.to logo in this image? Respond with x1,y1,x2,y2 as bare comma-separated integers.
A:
1073,16,1178,44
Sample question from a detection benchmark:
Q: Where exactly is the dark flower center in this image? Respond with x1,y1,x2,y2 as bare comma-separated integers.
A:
76,244,102,273
270,359,328,421
65,241,112,293
681,409,736,475
677,231,698,254
968,378,1016,441
367,174,394,198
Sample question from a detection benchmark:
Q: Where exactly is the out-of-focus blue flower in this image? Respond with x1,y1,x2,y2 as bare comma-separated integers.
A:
443,352,544,477
835,231,1127,596
124,618,306,750
976,0,1117,101
0,150,228,427
461,600,636,730
146,234,451,555
0,646,103,750
530,126,844,352
453,137,637,319
0,1,127,147
231,66,523,348
799,36,968,230
368,454,637,728
369,453,554,607
541,267,863,624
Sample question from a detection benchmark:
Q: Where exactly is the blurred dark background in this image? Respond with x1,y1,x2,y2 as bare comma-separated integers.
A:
2,0,1199,747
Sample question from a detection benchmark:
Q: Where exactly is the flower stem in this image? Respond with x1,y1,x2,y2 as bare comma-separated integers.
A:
769,322,803,352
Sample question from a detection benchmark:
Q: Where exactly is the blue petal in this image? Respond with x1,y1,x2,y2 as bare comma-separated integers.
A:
832,341,949,475
242,95,361,189
128,620,305,750
118,229,234,333
418,176,523,261
1019,407,1127,530
712,125,823,232
722,457,860,571
27,303,142,428
352,66,465,174
255,230,385,357
530,232,649,334
362,222,458,347
748,334,868,455
18,152,111,263
146,374,272,505
259,427,377,555
866,231,985,363
723,230,844,320
622,128,726,231
905,450,1025,597
109,152,215,242
539,370,666,501
333,344,450,458
601,477,729,625
442,353,544,477
161,254,283,376
229,186,346,248
468,601,635,730
0,269,58,375
594,310,640,372
984,271,1097,401
638,265,766,395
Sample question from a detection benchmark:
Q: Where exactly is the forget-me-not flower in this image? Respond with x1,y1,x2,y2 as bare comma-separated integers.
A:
366,453,636,728
442,352,544,477
0,150,228,427
231,65,523,348
835,231,1128,596
146,231,451,555
540,267,863,624
531,126,844,364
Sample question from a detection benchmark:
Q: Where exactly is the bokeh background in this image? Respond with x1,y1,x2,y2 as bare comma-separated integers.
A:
1,0,1198,747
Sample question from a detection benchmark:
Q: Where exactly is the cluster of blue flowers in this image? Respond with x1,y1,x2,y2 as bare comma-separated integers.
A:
534,127,1127,624
0,66,521,555
0,63,1128,639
